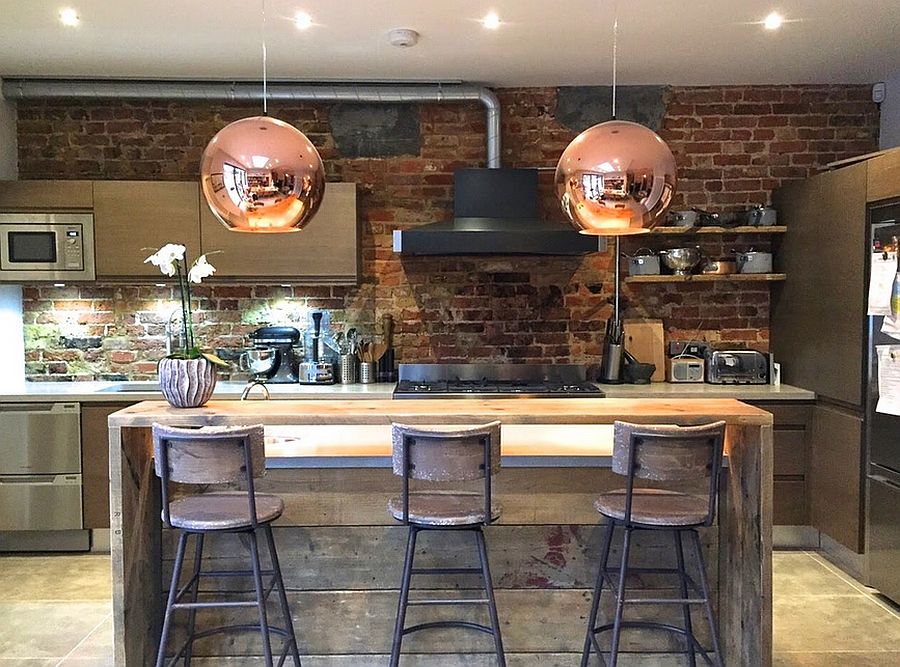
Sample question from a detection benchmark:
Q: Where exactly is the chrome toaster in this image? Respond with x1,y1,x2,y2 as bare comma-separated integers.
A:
705,350,769,384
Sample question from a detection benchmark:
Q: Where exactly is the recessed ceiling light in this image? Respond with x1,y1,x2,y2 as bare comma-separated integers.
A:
58,7,80,27
482,12,501,30
763,11,783,30
294,11,312,30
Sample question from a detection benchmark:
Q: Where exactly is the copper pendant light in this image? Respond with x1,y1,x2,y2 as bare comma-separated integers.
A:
200,1,325,233
554,16,676,236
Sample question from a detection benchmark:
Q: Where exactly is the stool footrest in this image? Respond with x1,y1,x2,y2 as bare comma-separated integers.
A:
403,620,496,637
407,598,490,606
589,620,716,666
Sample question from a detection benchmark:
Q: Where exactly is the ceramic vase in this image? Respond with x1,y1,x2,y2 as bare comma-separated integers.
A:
158,357,217,408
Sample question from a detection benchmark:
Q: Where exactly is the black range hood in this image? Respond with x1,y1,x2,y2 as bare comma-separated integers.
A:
392,168,605,255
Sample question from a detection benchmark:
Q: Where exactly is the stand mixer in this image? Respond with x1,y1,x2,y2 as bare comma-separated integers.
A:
240,326,301,384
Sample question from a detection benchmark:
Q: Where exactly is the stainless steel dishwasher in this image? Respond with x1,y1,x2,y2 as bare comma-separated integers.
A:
0,402,89,551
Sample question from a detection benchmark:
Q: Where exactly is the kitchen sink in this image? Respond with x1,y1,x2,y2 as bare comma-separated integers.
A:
98,383,162,393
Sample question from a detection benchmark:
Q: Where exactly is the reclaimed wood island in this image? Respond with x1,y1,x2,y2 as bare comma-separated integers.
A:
108,398,773,666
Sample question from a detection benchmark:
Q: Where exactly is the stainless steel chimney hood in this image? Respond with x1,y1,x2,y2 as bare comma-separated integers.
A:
392,169,605,255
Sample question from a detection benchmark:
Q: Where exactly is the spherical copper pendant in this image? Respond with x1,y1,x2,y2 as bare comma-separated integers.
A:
200,116,326,233
555,120,677,236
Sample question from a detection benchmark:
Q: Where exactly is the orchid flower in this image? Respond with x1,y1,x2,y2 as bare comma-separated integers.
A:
188,254,217,283
144,244,186,277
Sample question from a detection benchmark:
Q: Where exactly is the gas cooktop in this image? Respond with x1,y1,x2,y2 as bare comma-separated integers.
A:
393,364,605,399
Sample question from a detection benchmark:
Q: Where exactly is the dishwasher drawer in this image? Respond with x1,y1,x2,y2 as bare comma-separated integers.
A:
0,402,81,474
0,474,83,530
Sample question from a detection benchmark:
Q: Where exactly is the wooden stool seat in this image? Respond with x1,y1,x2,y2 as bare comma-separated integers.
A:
388,491,501,527
167,492,285,531
593,489,708,527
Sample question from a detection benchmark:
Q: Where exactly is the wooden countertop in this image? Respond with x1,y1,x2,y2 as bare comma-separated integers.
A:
109,397,772,427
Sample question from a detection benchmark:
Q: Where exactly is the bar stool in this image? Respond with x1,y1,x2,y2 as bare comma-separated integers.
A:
152,423,302,667
388,421,506,667
581,420,726,667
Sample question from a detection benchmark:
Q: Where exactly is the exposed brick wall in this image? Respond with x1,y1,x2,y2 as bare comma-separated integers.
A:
17,85,879,381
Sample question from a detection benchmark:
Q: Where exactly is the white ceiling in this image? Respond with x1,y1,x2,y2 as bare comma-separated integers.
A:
0,0,898,86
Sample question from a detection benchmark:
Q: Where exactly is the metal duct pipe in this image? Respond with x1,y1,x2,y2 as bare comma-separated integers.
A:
1,79,502,167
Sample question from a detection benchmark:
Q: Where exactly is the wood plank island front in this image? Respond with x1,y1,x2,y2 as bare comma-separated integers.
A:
108,398,773,666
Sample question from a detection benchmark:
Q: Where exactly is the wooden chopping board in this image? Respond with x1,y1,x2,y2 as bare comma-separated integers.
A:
623,319,666,382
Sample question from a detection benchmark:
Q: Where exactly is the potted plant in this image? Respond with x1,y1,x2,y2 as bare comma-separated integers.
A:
144,243,228,408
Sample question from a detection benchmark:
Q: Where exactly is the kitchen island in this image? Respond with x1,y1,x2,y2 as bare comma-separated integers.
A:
108,398,773,666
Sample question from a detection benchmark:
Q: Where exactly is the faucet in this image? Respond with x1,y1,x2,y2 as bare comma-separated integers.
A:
241,380,270,401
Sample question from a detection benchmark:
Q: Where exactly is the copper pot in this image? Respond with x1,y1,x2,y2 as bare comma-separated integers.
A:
702,259,737,275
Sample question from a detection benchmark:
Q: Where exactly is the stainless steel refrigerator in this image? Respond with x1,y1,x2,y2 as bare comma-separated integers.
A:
866,200,900,604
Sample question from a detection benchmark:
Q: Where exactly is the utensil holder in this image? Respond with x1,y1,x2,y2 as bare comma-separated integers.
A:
339,354,358,384
359,361,376,384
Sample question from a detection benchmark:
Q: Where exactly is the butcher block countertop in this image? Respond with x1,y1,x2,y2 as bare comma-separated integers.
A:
109,397,773,427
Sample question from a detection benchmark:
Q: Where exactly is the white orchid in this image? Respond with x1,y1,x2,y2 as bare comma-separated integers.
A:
144,243,186,277
188,254,217,283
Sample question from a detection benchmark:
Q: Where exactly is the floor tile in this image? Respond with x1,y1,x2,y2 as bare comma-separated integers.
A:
62,613,112,660
0,556,111,602
0,660,57,666
772,551,862,598
775,652,900,666
774,594,900,652
0,602,110,659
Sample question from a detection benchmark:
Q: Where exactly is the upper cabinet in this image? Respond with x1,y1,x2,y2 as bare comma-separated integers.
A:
93,181,202,279
867,149,900,203
0,180,93,210
199,182,359,284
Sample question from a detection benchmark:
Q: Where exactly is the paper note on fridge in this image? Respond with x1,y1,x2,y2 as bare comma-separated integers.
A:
868,252,897,316
876,345,900,416
883,312,900,341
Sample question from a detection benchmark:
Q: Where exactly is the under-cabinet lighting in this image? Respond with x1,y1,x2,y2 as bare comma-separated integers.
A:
53,283,66,287
294,11,313,30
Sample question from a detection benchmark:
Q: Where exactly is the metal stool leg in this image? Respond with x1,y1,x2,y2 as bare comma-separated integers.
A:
390,526,419,667
581,521,615,667
608,525,633,667
156,531,188,667
690,529,723,667
183,532,205,667
475,527,506,667
249,528,274,666
264,524,302,666
674,530,697,667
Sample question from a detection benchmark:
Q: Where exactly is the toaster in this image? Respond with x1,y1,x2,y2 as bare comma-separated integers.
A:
705,350,769,384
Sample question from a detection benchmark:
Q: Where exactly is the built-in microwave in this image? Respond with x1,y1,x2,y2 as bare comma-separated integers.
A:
0,213,95,282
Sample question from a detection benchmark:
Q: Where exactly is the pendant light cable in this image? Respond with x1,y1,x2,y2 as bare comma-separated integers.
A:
611,11,618,118
262,0,268,116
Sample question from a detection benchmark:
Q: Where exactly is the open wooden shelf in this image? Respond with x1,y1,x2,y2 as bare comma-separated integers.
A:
649,225,787,234
624,273,786,283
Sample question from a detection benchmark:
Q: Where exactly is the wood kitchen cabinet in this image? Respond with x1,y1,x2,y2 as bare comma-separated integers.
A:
772,161,868,408
0,179,93,209
81,402,133,529
809,402,864,552
199,182,359,283
93,181,202,279
748,401,813,526
867,148,900,203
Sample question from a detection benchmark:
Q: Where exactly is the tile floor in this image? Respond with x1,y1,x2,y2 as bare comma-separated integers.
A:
0,550,898,665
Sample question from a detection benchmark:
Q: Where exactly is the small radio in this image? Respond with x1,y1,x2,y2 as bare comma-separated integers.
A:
668,356,705,383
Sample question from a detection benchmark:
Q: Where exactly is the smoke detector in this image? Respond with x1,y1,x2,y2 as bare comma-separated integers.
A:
388,28,420,48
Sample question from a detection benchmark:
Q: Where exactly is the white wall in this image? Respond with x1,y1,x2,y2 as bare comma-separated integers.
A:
880,71,900,151
0,83,16,179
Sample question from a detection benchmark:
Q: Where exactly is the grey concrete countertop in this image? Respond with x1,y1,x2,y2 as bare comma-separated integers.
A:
0,380,814,402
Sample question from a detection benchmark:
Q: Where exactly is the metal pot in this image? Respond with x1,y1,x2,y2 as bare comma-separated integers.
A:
702,258,737,275
666,210,698,227
736,251,773,274
745,206,777,227
659,247,703,276
626,248,660,275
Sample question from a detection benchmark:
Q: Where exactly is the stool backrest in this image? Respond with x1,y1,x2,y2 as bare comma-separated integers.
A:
391,421,501,526
152,423,266,527
612,420,726,526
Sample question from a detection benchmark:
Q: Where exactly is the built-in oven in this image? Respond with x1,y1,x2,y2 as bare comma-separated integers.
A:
0,213,95,282
0,402,89,551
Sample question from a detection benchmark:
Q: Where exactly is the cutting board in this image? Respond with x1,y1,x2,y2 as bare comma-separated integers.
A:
623,319,666,382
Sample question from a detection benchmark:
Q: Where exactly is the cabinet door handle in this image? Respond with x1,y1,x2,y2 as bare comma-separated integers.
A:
871,474,900,491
